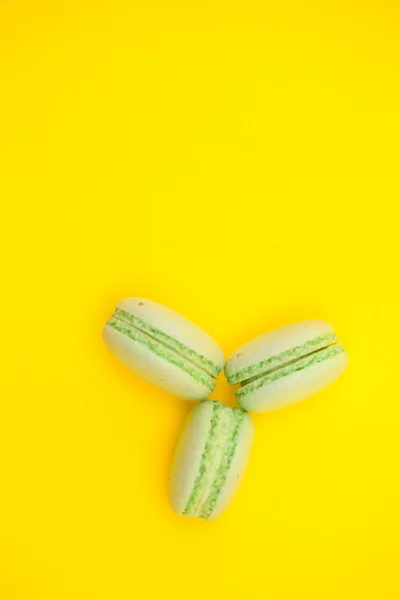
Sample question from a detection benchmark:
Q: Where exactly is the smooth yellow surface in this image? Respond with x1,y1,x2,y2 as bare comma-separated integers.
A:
1,1,400,598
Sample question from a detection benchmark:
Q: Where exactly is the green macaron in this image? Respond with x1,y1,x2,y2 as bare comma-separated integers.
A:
103,298,224,400
225,320,348,413
169,400,254,520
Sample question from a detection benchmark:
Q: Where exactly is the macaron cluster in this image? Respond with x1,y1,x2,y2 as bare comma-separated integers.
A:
103,298,348,521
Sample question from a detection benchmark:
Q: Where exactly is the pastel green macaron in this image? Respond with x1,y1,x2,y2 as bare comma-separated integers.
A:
225,320,348,413
103,298,224,400
169,400,254,520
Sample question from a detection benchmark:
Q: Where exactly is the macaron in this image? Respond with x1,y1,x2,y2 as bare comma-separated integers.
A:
169,400,254,520
103,298,224,400
225,320,348,413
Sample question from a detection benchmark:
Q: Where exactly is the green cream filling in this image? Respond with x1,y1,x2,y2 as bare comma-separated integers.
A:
107,316,215,391
200,410,245,520
183,402,245,520
236,344,345,399
114,308,221,378
227,332,338,385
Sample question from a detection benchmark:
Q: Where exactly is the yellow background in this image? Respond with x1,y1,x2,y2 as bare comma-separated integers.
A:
1,1,399,598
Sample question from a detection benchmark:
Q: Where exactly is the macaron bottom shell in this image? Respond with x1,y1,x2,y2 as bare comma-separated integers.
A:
103,325,215,400
169,401,254,520
237,347,348,413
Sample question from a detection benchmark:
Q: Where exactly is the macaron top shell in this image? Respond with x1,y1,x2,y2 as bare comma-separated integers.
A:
225,320,337,385
116,298,224,377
